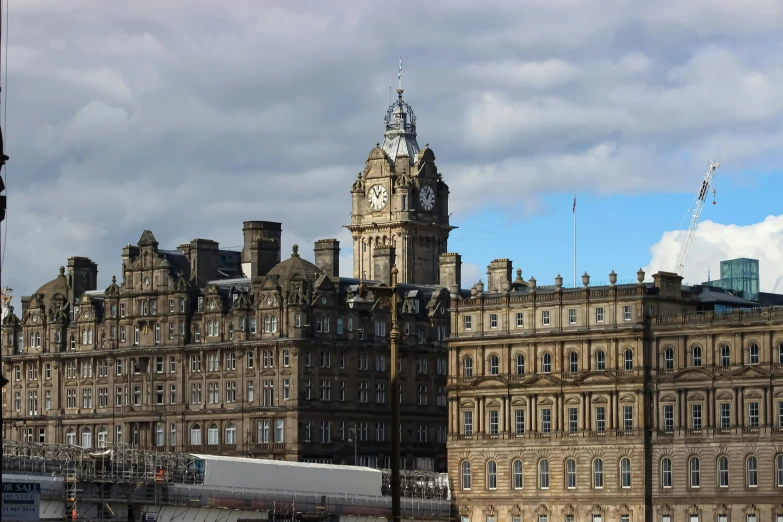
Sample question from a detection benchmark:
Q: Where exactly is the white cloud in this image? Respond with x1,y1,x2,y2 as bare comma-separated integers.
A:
4,0,783,308
645,215,783,293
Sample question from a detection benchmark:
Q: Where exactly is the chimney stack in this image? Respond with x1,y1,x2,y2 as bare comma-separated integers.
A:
439,253,462,295
373,247,395,286
487,258,513,293
242,221,282,278
314,239,340,277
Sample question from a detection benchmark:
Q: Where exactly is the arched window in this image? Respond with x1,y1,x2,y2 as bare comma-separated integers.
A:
720,344,731,367
746,456,758,487
488,355,499,375
156,423,164,446
515,354,525,375
661,457,672,488
271,315,278,333
97,427,108,449
539,459,550,489
664,347,674,370
463,356,473,377
512,459,523,489
593,458,604,488
461,461,471,490
569,352,578,373
207,423,219,445
225,422,237,445
689,457,700,488
620,457,631,488
748,343,759,365
486,460,497,490
565,458,577,489
717,456,729,487
65,428,76,446
776,454,783,487
623,350,634,371
542,353,552,373
190,424,202,446
692,346,702,367
596,350,606,370
228,323,234,340
81,428,93,449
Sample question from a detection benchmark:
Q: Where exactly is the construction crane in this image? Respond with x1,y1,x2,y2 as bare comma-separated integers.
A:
675,161,720,277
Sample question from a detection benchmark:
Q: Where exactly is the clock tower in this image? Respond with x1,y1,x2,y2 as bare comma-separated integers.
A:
347,89,453,285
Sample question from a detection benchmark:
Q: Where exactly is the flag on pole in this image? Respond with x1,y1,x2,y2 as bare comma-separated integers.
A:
572,195,576,213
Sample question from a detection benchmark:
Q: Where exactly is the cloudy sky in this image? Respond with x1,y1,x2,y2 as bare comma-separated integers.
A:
4,0,783,306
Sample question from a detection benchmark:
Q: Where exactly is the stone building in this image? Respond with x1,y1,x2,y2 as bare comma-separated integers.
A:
1,89,454,472
446,262,783,522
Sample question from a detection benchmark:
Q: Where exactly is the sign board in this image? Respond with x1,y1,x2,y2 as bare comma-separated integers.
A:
2,482,40,521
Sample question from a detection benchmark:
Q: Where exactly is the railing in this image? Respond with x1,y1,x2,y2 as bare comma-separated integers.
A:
448,428,643,441
654,307,783,326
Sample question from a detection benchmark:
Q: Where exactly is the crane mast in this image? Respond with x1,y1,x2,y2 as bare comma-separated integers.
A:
675,161,720,276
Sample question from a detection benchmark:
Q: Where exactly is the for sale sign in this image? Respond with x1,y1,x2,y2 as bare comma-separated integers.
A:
2,482,41,521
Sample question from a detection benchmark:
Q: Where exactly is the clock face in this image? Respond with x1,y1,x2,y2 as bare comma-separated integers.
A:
419,185,435,211
367,184,388,211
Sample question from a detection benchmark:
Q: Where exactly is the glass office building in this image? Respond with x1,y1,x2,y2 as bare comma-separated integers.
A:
702,258,760,302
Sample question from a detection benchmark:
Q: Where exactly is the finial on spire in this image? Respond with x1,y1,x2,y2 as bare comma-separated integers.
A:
398,57,403,92
292,244,299,257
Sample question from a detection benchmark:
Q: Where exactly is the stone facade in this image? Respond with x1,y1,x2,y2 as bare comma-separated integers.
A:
447,264,783,522
1,90,453,472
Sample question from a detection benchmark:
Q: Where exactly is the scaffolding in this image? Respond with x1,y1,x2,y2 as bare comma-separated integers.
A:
3,441,453,521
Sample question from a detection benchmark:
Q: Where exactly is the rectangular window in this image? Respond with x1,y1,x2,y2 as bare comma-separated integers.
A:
778,401,783,427
623,305,632,321
542,310,550,326
595,307,604,323
283,379,290,400
463,411,473,436
568,309,576,324
489,314,497,329
276,419,284,443
623,406,633,431
464,316,472,330
596,406,605,431
720,403,731,429
659,405,672,431
515,409,525,434
516,312,524,327
749,402,759,427
488,410,499,434
568,407,578,432
692,404,702,430
336,317,343,334
542,408,551,432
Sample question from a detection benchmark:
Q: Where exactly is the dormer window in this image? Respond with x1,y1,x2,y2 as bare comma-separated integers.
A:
150,301,157,315
197,297,204,310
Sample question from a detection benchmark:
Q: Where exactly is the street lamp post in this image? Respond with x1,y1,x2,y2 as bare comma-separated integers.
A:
370,266,401,522
349,426,358,465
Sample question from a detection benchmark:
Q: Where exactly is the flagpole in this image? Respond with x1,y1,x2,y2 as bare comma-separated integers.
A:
573,195,576,288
